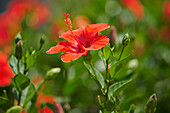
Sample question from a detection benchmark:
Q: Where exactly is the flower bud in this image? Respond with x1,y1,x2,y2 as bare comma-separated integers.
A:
45,68,61,80
55,102,64,113
109,26,117,46
122,33,129,47
15,40,23,60
145,93,157,113
40,38,45,46
39,38,45,50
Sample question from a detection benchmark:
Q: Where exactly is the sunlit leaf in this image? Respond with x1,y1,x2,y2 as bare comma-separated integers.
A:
26,49,43,70
13,72,30,91
108,79,132,100
45,68,61,80
24,83,36,106
83,61,105,89
6,106,22,113
110,55,130,79
103,45,111,60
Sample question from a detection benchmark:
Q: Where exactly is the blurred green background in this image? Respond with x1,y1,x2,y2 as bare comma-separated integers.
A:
0,0,170,113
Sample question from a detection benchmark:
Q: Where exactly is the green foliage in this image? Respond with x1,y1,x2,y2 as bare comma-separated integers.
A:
24,83,36,105
6,106,22,113
110,55,131,79
12,73,30,91
9,56,25,74
100,100,116,113
26,49,43,70
128,104,135,113
108,79,132,100
0,96,8,105
83,61,105,89
102,45,111,60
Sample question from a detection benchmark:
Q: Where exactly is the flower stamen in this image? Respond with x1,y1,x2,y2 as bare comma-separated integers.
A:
64,14,84,51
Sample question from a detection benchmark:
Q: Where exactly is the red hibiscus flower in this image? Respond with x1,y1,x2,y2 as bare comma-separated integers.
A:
0,51,15,87
47,14,110,62
36,93,56,108
0,0,51,48
39,106,53,113
163,1,170,22
36,93,57,113
121,0,144,20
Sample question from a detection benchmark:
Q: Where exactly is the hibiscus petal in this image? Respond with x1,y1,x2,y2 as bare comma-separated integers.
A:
89,34,110,50
85,23,110,34
61,50,87,62
59,27,83,45
46,41,72,54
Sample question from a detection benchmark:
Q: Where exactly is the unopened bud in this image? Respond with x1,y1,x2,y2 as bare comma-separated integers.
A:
39,38,45,50
145,93,157,113
15,40,23,60
109,26,117,46
45,68,61,80
40,38,45,46
122,33,129,47
55,102,64,113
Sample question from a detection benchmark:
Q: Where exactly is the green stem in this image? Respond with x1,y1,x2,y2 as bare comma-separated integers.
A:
17,59,20,73
105,60,110,101
118,46,125,61
106,60,109,80
18,92,22,105
17,59,22,105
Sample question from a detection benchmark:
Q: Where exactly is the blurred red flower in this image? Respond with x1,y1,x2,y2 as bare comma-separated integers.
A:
36,93,60,113
121,0,144,20
47,14,110,62
163,1,170,22
36,93,56,108
28,1,51,29
50,22,66,41
39,106,53,113
73,15,91,29
7,0,51,28
55,102,64,113
0,51,15,87
0,0,50,47
161,26,170,41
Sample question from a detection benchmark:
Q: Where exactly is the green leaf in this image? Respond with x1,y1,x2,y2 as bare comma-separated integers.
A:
13,72,30,91
128,104,135,113
24,83,36,106
45,68,61,80
9,56,25,74
108,79,132,99
0,96,8,105
99,51,106,67
6,106,22,113
103,45,111,60
26,49,43,70
110,55,130,79
83,61,105,89
9,56,18,75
